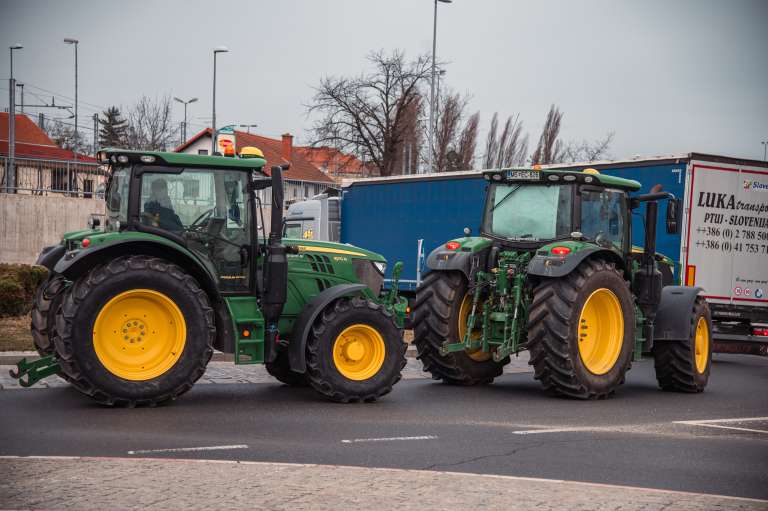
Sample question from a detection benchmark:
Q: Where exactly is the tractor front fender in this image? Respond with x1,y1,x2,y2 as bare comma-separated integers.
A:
288,283,366,373
653,286,704,342
36,244,66,271
527,247,625,279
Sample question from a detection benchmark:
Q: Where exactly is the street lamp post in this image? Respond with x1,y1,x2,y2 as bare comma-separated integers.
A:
174,96,198,144
211,46,229,154
427,0,452,174
7,44,23,193
64,38,79,160
762,141,767,162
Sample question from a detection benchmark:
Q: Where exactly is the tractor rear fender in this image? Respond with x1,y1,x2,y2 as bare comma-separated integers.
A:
288,283,366,373
425,246,490,282
52,239,234,352
527,247,626,279
653,286,705,342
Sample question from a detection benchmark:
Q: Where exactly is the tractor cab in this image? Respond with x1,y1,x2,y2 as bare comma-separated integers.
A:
481,168,641,254
98,148,273,294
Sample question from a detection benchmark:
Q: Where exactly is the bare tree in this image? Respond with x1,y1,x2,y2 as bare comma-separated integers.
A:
307,50,431,176
561,132,615,163
483,113,499,168
125,95,177,151
433,92,467,172
456,112,479,171
531,104,564,165
483,112,528,168
45,119,89,154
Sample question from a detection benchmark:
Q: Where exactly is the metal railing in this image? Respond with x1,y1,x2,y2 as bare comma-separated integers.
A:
1,156,108,197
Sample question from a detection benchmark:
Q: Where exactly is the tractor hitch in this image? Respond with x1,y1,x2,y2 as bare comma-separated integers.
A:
9,355,60,387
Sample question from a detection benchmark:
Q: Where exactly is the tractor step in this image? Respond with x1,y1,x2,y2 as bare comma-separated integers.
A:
9,355,60,387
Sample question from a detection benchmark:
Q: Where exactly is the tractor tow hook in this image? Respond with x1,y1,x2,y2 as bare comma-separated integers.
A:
9,355,60,387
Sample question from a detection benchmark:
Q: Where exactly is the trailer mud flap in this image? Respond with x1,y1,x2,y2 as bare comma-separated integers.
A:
653,286,704,342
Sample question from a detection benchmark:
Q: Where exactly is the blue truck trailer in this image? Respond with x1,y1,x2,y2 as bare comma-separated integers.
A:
286,153,768,352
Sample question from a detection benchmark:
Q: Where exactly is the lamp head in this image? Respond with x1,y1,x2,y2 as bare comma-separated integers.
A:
10,44,23,50
64,38,79,44
213,46,229,53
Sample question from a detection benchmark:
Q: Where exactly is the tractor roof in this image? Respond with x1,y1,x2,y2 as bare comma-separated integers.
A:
482,167,641,191
97,148,267,171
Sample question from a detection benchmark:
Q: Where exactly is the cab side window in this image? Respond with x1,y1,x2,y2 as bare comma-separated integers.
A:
580,189,626,249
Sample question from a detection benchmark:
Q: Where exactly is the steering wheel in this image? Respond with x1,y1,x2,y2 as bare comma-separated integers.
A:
189,208,214,230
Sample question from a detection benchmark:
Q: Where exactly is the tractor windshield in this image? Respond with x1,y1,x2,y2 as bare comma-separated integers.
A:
482,183,573,241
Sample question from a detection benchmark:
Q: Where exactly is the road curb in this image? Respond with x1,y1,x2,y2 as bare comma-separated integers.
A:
0,344,419,365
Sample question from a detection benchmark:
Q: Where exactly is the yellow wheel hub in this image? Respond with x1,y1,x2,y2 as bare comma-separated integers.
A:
458,293,491,362
332,324,386,381
694,316,709,374
93,289,186,381
578,288,624,375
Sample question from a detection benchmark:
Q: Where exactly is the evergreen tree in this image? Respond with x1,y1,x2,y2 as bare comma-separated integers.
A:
98,106,128,148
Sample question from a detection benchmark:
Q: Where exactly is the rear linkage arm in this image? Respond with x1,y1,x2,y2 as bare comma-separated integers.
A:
9,355,60,387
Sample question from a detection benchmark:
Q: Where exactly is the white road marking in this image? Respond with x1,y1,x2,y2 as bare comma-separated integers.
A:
512,427,605,435
126,444,248,455
341,435,438,444
673,417,768,435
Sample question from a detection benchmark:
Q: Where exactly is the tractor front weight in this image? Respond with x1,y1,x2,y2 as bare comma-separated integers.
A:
440,251,532,362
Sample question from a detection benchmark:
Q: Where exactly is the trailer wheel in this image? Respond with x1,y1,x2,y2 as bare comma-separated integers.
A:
412,271,507,385
653,297,711,392
266,351,308,387
54,256,215,406
527,258,634,399
31,274,67,357
305,297,406,403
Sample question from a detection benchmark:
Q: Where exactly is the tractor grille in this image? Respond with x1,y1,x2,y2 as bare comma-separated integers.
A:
353,259,384,296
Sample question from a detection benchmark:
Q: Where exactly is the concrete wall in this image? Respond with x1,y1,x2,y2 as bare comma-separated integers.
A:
0,194,105,264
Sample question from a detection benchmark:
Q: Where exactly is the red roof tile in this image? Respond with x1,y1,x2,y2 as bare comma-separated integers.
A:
175,128,335,184
295,146,372,176
0,113,96,162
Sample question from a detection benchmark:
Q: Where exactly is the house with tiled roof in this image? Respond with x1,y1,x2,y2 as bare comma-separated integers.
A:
295,146,379,183
175,129,337,203
1,112,102,196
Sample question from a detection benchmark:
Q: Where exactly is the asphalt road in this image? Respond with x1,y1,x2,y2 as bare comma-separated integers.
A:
1,353,767,500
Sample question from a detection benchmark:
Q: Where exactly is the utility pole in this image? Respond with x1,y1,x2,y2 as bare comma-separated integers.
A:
64,38,79,159
427,0,452,174
211,46,229,153
92,113,99,154
7,44,23,193
16,82,24,113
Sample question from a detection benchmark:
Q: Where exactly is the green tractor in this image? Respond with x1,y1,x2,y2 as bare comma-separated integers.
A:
13,148,408,405
413,167,712,398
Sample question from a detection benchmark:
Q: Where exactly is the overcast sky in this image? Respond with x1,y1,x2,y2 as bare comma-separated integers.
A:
2,0,767,161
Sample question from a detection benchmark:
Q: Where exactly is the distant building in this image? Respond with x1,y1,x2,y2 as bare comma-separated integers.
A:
0,112,101,196
295,146,379,182
175,129,337,202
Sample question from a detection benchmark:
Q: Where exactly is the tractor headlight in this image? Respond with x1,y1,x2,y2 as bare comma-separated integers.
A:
373,261,386,275
353,259,385,296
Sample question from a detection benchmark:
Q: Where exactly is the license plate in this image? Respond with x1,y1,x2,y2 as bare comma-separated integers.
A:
505,170,540,180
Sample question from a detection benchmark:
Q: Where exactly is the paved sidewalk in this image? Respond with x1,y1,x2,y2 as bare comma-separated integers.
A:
0,353,533,389
1,456,765,511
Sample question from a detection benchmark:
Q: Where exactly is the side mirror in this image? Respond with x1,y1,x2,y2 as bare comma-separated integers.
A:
666,198,682,234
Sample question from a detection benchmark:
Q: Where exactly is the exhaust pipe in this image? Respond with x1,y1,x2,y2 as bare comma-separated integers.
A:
263,164,290,362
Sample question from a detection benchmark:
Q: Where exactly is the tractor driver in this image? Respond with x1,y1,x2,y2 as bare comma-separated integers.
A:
143,178,184,232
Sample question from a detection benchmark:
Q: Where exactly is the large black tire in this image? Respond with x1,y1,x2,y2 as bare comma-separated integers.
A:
266,350,309,387
527,258,634,399
54,256,215,406
305,297,406,403
30,274,67,357
412,271,506,385
653,297,712,392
